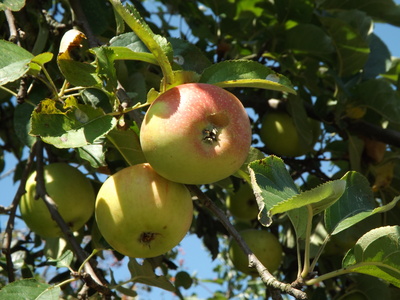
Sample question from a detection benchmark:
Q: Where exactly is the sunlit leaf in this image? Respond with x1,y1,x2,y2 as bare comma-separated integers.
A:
342,225,400,288
269,179,346,217
0,279,52,299
199,60,296,94
0,40,33,85
47,250,73,269
248,156,299,226
109,0,174,88
0,0,25,11
30,98,117,148
325,172,376,235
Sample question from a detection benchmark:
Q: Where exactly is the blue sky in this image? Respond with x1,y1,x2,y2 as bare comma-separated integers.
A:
2,2,400,299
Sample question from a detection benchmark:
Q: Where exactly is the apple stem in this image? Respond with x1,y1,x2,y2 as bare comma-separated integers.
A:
187,185,308,300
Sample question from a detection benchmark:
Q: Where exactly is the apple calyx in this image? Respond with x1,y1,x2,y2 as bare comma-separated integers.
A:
202,127,219,144
139,231,160,247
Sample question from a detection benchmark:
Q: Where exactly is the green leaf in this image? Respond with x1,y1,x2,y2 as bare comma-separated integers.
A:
109,32,148,52
57,59,102,87
248,156,299,226
47,250,74,269
325,171,376,235
328,192,400,235
36,286,61,300
0,0,25,11
76,144,107,168
31,52,54,66
352,79,400,124
109,270,138,297
0,40,33,86
269,179,346,218
106,126,146,166
107,46,159,65
128,259,175,292
30,98,117,148
199,60,296,94
168,37,212,74
0,279,51,299
319,14,370,76
28,52,54,77
342,225,400,288
363,33,392,79
174,271,193,290
13,102,36,147
109,0,174,88
284,23,334,58
90,47,118,91
321,0,400,27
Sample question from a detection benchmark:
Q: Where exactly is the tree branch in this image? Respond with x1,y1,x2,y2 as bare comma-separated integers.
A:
4,9,21,44
187,185,308,300
346,119,400,148
34,140,112,298
1,142,36,282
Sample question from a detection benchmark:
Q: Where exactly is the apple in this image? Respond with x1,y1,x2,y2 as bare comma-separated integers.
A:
140,83,252,185
226,183,258,221
95,163,193,258
260,111,319,157
229,229,283,276
20,163,96,238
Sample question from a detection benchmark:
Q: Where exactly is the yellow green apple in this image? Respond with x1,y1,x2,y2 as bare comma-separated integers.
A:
226,183,258,221
229,229,283,275
260,111,319,157
20,163,95,238
140,83,252,184
95,163,193,258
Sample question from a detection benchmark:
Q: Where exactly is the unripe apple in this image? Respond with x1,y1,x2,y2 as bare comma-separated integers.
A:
20,163,96,238
260,111,319,157
229,229,283,275
226,183,258,221
140,83,252,184
95,163,193,258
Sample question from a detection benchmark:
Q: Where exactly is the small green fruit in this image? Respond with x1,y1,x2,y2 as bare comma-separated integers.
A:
226,183,258,221
260,111,319,157
229,229,283,275
20,163,95,238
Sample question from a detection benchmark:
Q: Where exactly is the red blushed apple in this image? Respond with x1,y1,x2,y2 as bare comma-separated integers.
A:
140,83,252,185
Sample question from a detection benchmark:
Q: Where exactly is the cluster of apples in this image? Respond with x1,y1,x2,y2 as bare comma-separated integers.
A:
21,83,254,259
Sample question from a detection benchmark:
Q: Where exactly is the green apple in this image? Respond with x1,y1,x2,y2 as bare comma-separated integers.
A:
140,83,252,185
226,183,258,221
229,229,283,276
95,163,193,258
260,111,319,157
20,163,95,238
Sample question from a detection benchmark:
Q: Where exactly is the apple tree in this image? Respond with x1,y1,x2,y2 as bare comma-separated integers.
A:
1,0,400,299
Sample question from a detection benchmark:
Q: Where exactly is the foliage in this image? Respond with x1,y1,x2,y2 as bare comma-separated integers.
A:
1,0,400,299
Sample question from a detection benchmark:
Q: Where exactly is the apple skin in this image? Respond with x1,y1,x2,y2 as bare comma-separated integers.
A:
260,111,319,157
140,83,252,185
226,183,259,221
95,163,193,258
229,229,283,276
20,163,96,238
